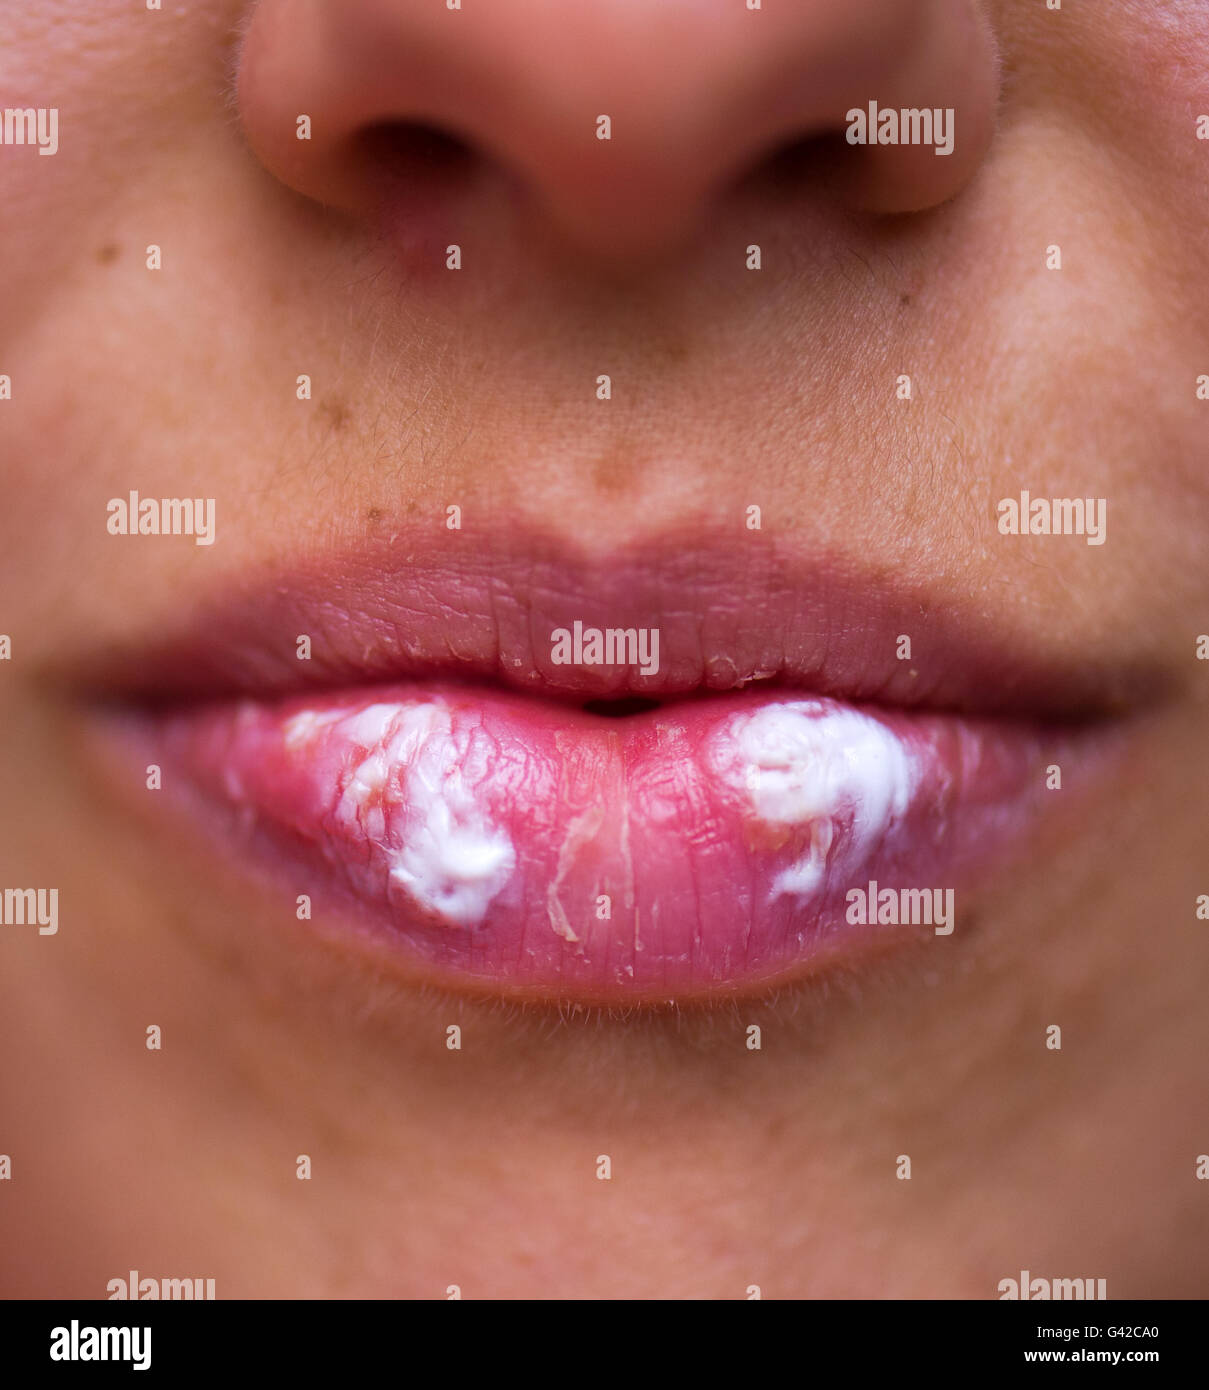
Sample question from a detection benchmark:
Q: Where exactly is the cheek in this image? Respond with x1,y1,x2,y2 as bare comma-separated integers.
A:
0,3,244,295
1023,0,1209,200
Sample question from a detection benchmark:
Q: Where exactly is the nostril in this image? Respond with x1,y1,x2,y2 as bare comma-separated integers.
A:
356,120,478,194
582,697,662,719
354,121,483,262
744,128,867,207
745,129,846,200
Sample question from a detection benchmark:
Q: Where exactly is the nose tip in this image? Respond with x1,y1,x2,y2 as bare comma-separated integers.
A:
236,0,999,264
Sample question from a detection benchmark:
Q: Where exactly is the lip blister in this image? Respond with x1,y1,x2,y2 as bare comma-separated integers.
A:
142,681,1065,999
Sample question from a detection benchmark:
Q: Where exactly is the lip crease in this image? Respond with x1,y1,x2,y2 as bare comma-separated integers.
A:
79,526,1144,1003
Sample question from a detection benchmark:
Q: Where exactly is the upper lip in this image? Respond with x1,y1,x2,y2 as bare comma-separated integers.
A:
61,525,1157,721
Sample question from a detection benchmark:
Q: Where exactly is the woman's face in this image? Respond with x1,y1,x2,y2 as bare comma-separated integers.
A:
2,0,1207,1297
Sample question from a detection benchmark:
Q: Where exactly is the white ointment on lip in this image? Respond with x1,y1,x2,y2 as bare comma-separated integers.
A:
284,696,912,926
716,701,914,900
328,701,515,927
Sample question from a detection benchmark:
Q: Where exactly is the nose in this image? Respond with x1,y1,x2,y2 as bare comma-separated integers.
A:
237,0,999,263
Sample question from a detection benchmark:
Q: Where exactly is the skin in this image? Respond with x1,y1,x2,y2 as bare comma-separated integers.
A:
1,0,1207,1298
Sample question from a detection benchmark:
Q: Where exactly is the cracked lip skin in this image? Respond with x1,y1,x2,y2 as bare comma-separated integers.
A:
78,525,1147,1004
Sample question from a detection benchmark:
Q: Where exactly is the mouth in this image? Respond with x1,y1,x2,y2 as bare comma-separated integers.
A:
76,524,1149,1005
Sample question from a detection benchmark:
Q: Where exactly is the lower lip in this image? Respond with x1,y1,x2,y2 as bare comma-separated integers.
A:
112,682,1094,1001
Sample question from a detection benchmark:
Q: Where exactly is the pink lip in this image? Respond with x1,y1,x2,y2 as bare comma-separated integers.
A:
76,528,1151,715
82,525,1141,1003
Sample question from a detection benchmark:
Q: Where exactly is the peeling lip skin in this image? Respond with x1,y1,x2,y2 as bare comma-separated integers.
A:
82,527,1144,1003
